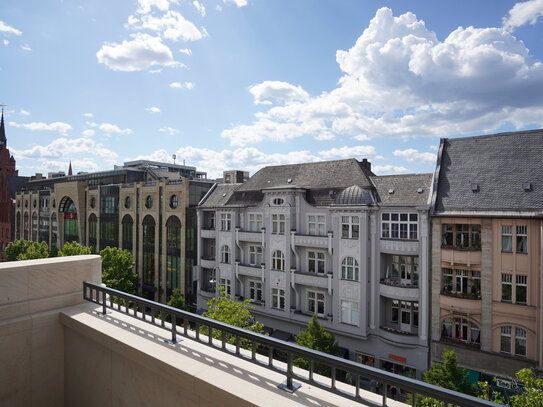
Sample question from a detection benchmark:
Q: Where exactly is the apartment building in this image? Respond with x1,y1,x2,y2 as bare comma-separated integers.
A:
15,160,212,303
430,130,543,387
196,159,432,378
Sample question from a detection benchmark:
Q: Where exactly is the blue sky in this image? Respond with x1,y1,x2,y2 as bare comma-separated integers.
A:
2,0,543,178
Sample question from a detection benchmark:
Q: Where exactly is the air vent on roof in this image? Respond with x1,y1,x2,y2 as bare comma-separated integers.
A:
470,183,479,192
417,188,423,194
222,193,226,197
388,189,394,194
287,178,293,184
523,183,533,191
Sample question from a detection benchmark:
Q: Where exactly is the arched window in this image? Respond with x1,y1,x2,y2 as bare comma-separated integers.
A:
23,213,29,240
31,213,38,241
88,214,98,253
15,212,21,240
142,215,156,293
500,326,527,357
272,250,285,271
50,213,58,248
166,216,181,290
121,215,133,251
341,257,359,281
221,245,231,263
441,317,480,345
59,196,79,243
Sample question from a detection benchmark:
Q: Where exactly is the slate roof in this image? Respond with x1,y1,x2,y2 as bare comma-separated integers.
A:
198,183,240,208
372,173,432,206
236,159,374,191
434,129,543,214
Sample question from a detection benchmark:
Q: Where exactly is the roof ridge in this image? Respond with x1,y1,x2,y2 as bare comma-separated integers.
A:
444,127,543,143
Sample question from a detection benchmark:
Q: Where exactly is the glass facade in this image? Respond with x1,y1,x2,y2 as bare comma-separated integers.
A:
99,186,119,250
121,215,133,251
88,214,98,253
61,197,79,243
142,215,156,288
166,216,182,290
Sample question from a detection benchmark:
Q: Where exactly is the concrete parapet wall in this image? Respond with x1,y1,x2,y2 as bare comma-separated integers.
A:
0,255,102,407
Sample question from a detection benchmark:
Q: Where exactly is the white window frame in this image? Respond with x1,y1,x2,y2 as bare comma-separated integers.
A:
516,275,528,304
501,225,512,252
340,300,359,326
381,213,418,240
249,245,263,266
501,273,513,302
248,213,263,232
220,213,231,231
307,214,326,236
307,251,325,274
272,288,285,310
341,216,359,239
516,225,528,254
249,280,263,302
272,214,285,234
272,250,285,271
219,278,231,296
220,245,230,263
307,290,325,316
341,257,359,281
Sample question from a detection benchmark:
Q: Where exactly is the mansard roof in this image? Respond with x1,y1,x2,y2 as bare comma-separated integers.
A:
433,129,543,214
372,173,432,207
198,183,240,208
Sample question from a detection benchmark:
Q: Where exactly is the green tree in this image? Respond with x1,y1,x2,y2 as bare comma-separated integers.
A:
59,241,91,256
510,368,543,407
100,247,138,295
201,288,264,348
17,241,50,260
5,239,32,261
294,315,339,376
167,288,186,310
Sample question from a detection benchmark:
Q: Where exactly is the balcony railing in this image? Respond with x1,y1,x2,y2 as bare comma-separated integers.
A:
83,282,500,407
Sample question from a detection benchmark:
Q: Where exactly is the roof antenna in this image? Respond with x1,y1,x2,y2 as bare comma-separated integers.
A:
172,154,176,165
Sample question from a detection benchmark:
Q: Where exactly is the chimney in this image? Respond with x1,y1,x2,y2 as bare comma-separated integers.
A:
359,158,371,172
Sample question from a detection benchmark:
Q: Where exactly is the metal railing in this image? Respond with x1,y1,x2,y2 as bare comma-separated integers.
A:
83,282,500,407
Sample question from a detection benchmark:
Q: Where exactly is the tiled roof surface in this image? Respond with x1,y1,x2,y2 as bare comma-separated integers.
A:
198,184,240,208
435,129,543,213
372,174,432,206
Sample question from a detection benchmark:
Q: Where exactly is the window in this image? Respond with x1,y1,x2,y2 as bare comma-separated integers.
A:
387,255,418,286
219,278,231,296
516,275,527,304
502,273,528,304
501,273,512,302
308,251,325,274
341,216,359,239
124,196,131,209
145,195,153,209
272,214,285,234
441,224,481,249
340,300,359,325
307,215,325,236
249,245,263,266
170,195,178,209
391,300,399,323
381,213,418,240
500,326,527,357
441,317,480,345
307,291,325,316
273,198,284,205
220,245,230,263
516,226,528,253
220,213,231,231
442,268,480,297
341,257,359,281
249,280,263,302
272,288,285,310
90,197,96,208
272,250,285,271
501,225,512,252
248,213,263,232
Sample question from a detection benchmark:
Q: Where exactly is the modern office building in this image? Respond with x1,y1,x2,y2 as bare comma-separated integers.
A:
196,159,433,378
15,160,213,303
0,109,28,261
430,129,543,387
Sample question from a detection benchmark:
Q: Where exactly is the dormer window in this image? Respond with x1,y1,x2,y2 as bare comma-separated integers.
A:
273,198,284,205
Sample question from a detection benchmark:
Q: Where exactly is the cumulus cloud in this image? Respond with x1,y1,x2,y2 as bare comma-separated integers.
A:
503,0,543,29
146,106,161,113
82,113,93,118
372,165,411,175
223,0,248,7
318,145,383,160
128,10,205,42
96,33,183,72
393,148,436,164
87,121,133,135
19,109,30,116
249,81,309,105
9,121,72,136
0,21,22,36
82,129,95,137
179,48,192,55
169,81,194,89
193,1,206,16
159,127,180,136
136,0,179,15
20,44,31,51
222,7,543,146
14,137,118,162
3,39,8,46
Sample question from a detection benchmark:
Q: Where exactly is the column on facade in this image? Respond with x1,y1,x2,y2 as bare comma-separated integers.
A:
418,212,429,341
480,218,493,352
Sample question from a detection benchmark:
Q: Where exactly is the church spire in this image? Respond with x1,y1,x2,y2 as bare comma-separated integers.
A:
68,161,73,176
0,106,6,150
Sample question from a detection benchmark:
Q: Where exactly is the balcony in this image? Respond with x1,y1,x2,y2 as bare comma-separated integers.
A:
292,270,330,289
379,326,422,346
200,256,216,268
0,257,500,407
379,281,420,301
292,233,330,249
379,239,419,254
237,230,262,243
237,263,262,278
201,228,216,238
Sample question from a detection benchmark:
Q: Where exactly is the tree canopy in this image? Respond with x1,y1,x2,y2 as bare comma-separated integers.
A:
100,247,138,295
59,241,91,256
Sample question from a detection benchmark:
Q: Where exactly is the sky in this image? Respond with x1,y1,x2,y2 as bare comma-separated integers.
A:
1,0,543,179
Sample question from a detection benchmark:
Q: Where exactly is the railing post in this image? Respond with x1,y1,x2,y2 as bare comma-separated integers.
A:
165,314,180,344
101,289,107,315
277,352,301,393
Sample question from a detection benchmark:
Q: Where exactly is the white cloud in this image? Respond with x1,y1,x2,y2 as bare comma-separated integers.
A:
82,113,93,118
223,0,248,7
82,129,95,137
159,127,180,136
19,109,30,116
9,121,72,136
87,121,133,135
169,81,194,89
3,39,9,46
179,48,192,55
216,5,223,12
318,145,383,160
14,137,118,162
193,1,206,16
222,7,543,146
503,0,543,29
136,0,179,15
20,44,31,51
146,106,161,113
372,165,411,175
0,21,22,36
249,81,310,105
128,10,205,42
96,33,183,72
393,148,436,164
